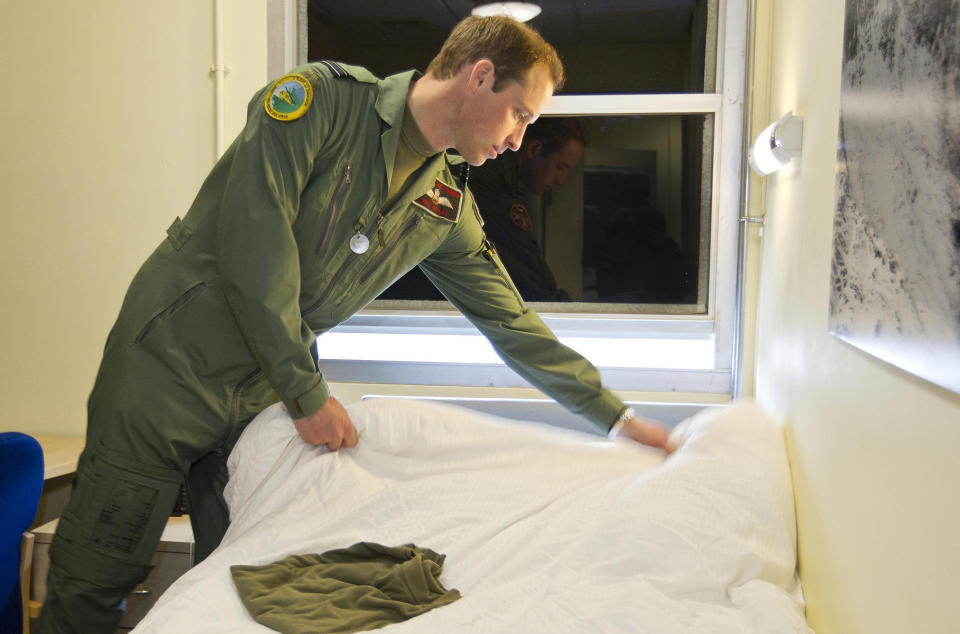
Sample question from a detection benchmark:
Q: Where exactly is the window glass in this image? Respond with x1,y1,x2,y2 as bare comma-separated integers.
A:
307,0,717,313
307,1,716,94
380,114,712,311
535,0,715,94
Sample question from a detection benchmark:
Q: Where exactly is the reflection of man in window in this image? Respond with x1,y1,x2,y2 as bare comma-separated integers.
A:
471,118,584,301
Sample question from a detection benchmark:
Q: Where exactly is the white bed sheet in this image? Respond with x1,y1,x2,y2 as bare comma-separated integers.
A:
133,398,812,633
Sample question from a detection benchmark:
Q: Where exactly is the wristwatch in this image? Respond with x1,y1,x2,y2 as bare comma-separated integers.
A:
607,407,634,439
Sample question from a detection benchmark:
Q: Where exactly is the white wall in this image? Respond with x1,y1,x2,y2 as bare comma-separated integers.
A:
0,1,268,436
748,1,960,632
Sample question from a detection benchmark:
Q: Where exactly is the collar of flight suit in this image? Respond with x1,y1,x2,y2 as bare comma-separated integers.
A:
375,69,420,194
371,69,466,213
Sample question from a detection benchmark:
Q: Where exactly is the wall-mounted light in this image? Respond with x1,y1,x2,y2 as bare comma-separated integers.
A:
748,111,804,176
471,2,542,22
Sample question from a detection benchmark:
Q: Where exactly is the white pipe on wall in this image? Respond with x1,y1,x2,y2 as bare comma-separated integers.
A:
731,0,759,399
212,0,229,159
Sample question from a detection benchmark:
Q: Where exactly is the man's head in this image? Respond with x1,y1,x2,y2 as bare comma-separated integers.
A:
427,16,564,93
426,16,564,166
517,118,585,195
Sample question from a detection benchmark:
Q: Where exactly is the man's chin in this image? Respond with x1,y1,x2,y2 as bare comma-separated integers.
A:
466,155,490,167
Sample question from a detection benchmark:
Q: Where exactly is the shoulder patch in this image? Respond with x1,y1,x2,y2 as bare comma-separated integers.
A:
265,74,313,121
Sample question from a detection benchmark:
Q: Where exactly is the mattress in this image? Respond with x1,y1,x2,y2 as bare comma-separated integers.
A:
133,397,812,633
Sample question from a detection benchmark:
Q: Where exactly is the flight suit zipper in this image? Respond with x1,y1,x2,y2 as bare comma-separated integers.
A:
357,215,422,285
482,239,525,306
302,213,373,318
302,214,422,317
213,366,264,458
226,367,264,427
133,282,206,344
314,164,352,256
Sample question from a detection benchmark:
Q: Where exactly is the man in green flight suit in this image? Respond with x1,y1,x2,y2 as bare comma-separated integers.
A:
38,15,671,634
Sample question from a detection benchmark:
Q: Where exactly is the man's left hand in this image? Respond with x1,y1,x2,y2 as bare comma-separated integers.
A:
616,415,675,454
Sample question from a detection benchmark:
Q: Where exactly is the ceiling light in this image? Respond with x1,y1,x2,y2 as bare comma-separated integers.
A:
471,2,542,22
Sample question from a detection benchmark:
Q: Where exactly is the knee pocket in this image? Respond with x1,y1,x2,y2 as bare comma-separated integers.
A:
56,442,182,567
48,537,153,591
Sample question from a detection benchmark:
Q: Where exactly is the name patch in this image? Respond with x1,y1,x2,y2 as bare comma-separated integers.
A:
413,178,462,223
510,204,532,231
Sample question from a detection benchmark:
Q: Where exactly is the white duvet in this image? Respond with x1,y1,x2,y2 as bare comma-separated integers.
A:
133,398,812,633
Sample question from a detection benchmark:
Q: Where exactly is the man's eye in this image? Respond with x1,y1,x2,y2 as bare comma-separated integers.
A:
516,111,528,123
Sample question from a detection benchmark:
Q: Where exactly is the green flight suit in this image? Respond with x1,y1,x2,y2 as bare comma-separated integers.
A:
38,62,625,633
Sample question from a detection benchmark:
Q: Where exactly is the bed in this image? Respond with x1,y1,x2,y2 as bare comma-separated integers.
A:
132,398,813,633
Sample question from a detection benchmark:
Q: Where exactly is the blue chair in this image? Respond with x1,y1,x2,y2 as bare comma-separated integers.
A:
0,433,44,634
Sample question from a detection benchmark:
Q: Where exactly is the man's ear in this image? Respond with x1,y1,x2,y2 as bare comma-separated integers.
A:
524,139,543,158
468,58,496,92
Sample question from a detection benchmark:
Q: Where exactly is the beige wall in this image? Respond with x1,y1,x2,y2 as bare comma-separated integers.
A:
0,1,268,437
748,1,960,632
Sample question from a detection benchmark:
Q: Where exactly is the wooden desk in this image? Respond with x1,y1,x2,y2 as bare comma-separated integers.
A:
30,516,194,631
33,435,85,480
20,435,84,633
31,436,85,530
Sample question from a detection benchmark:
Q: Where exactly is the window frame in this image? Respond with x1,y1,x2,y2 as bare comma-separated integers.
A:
290,0,748,396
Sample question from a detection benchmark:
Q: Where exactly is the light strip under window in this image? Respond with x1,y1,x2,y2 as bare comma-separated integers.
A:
317,332,715,370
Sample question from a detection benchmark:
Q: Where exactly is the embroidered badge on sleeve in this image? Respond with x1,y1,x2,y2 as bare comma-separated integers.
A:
413,178,463,223
265,74,313,121
510,204,532,231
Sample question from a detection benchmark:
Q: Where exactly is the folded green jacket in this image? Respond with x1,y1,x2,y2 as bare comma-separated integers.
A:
230,542,461,633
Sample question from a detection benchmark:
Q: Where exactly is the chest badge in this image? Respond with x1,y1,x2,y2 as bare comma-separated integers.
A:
413,178,462,223
510,204,532,231
264,74,313,121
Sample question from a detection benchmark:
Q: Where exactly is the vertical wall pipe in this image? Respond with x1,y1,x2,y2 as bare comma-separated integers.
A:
212,0,227,159
731,0,759,398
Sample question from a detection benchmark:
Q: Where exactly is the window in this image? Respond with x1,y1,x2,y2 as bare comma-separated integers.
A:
295,0,747,395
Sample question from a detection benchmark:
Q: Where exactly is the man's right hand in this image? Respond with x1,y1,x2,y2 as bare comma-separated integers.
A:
292,396,358,450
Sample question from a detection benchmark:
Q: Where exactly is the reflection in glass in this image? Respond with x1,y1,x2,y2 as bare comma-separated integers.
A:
573,115,712,307
582,167,685,303
380,114,712,311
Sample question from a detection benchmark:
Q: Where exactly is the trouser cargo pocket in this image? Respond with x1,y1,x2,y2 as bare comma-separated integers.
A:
55,441,183,567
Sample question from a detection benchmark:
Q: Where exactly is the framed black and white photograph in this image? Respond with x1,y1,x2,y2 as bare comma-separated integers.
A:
830,0,960,394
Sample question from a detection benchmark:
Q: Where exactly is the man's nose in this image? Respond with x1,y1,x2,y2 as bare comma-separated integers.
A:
505,123,528,151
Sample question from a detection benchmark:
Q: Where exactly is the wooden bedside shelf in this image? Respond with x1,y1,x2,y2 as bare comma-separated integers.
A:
29,515,194,631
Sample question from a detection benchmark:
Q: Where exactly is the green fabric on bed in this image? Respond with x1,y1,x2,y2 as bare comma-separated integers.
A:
230,542,461,633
